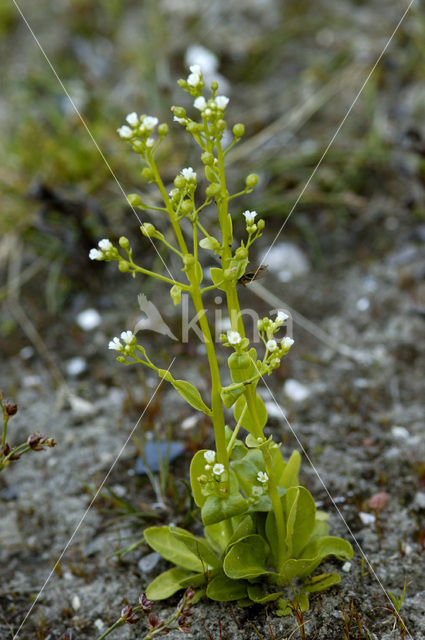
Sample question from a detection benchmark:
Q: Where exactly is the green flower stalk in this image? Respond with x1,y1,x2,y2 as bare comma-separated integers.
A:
91,64,353,612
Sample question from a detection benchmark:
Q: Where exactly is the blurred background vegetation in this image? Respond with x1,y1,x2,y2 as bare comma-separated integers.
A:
1,0,425,355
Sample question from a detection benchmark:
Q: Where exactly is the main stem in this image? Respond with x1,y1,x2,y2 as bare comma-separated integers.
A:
152,159,229,470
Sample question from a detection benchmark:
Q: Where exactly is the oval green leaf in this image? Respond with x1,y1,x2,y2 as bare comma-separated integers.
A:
206,573,248,601
223,534,272,579
146,567,196,600
144,526,204,572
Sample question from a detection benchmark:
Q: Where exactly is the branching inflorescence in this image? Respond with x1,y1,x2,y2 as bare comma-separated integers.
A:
90,65,353,615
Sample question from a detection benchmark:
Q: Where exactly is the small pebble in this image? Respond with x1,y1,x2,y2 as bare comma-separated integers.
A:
68,394,96,417
76,308,101,331
413,492,425,510
391,426,410,439
71,595,81,611
342,562,352,573
111,484,126,498
265,401,284,420
260,242,310,282
20,346,34,360
356,297,370,311
284,379,310,402
138,551,161,573
359,512,376,525
94,619,105,632
66,357,87,377
181,415,198,430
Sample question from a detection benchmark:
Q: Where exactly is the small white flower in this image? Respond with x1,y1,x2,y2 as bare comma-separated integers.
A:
120,331,134,344
169,188,179,198
181,167,197,181
89,248,103,260
194,96,207,111
173,115,186,124
204,450,216,464
282,337,294,349
266,339,278,352
117,125,133,139
251,486,263,497
187,72,201,87
146,137,155,148
215,95,229,110
276,311,289,323
243,210,257,223
189,64,202,75
212,463,225,477
257,471,268,483
108,337,122,351
227,331,241,345
126,112,138,127
98,239,112,251
143,116,159,130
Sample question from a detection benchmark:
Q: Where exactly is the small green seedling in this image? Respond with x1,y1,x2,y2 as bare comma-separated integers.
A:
92,65,353,613
386,583,408,640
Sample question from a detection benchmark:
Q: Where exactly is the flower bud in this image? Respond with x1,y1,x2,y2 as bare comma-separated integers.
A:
183,254,195,267
117,356,126,363
158,123,169,136
210,81,218,91
141,223,156,238
174,175,186,189
205,166,217,183
118,260,130,272
119,236,130,248
233,123,245,138
257,219,265,230
235,246,248,260
180,199,193,215
127,193,142,207
206,183,221,197
201,152,215,166
187,122,202,134
141,167,155,182
172,106,186,118
245,173,258,188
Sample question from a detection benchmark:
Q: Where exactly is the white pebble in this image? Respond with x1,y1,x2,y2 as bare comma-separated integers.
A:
71,595,81,611
138,551,161,573
20,346,34,359
66,357,87,377
94,619,105,632
356,297,370,311
342,562,352,573
284,379,310,403
391,426,410,440
76,308,101,331
359,512,376,525
260,242,310,282
181,415,198,430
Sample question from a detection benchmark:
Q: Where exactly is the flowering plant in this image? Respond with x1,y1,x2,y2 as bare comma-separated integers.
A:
91,65,352,613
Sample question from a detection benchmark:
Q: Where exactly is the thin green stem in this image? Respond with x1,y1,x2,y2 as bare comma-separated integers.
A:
129,260,189,288
226,404,247,455
96,619,124,640
190,285,228,470
1,414,8,447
